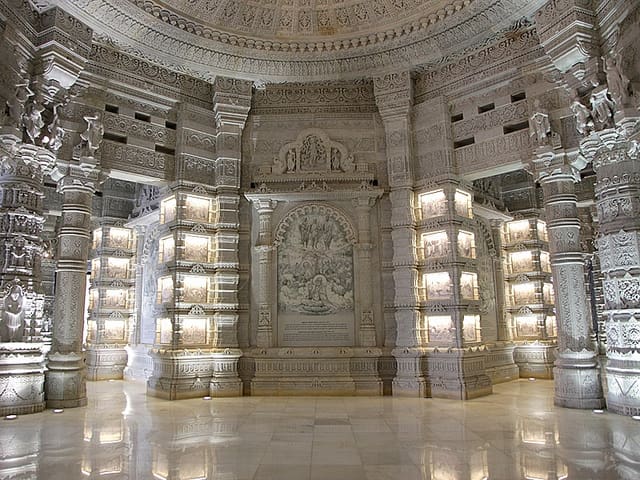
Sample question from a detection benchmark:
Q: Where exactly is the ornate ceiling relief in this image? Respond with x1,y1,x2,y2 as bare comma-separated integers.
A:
57,0,547,81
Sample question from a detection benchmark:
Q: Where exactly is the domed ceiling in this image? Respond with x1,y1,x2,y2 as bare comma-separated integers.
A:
59,0,546,82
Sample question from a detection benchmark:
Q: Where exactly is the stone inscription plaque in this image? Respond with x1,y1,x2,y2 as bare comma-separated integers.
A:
279,312,354,347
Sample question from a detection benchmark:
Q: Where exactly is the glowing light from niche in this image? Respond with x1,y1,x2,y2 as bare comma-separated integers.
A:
457,230,476,258
460,272,479,300
107,257,129,278
91,258,101,277
422,231,449,258
181,317,207,344
426,315,453,343
104,319,125,340
160,235,175,262
419,189,447,218
92,228,102,249
545,315,557,337
108,227,131,248
463,314,480,342
543,283,555,304
512,282,536,304
540,251,551,272
515,312,539,338
185,194,211,222
454,189,472,218
537,220,548,241
104,288,127,308
161,196,177,224
159,318,172,344
424,272,452,300
158,277,174,303
506,219,530,242
510,250,533,273
182,276,209,303
183,234,210,263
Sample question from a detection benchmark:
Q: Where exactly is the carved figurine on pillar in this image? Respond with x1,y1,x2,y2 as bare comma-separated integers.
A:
0,283,25,342
603,53,632,109
530,99,551,146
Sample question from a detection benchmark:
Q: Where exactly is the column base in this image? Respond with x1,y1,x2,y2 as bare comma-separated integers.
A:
0,343,46,416
514,342,556,379
605,360,640,416
147,349,217,400
427,348,493,400
553,353,605,409
45,351,87,409
86,344,128,381
391,348,429,397
210,350,243,397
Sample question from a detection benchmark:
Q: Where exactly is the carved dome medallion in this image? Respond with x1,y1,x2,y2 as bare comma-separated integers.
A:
59,0,546,81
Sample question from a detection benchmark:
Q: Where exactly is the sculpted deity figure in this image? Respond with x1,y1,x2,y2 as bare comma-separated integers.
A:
603,53,631,108
80,113,104,155
6,83,32,127
590,89,615,129
286,148,296,172
0,284,25,342
23,98,45,143
529,99,551,146
570,99,593,136
46,102,65,153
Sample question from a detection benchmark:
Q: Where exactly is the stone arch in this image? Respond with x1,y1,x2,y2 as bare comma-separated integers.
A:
274,203,357,247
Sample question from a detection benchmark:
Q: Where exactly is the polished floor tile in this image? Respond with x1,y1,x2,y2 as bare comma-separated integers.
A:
1,379,639,479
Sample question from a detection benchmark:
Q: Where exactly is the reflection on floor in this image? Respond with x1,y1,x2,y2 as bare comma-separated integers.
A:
1,379,639,480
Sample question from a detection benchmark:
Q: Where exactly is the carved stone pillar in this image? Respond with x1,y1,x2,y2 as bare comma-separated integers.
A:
373,72,425,396
353,196,377,347
534,148,604,409
252,199,276,348
46,165,100,408
584,119,640,415
490,219,510,342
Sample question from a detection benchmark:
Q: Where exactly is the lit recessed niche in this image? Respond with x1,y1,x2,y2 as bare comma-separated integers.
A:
161,196,177,224
108,227,131,249
543,283,555,304
158,317,172,344
457,230,476,258
510,250,533,273
454,189,472,218
512,282,537,304
537,220,548,242
92,228,102,249
515,310,539,337
419,190,447,219
106,257,129,278
424,272,452,300
545,315,557,337
426,315,453,343
160,235,175,262
506,219,531,242
540,251,551,272
91,258,101,278
181,317,207,344
185,194,212,223
183,234,211,263
463,314,480,342
87,319,97,342
422,231,449,258
104,319,125,341
104,288,127,308
158,277,174,303
182,276,210,303
460,272,479,300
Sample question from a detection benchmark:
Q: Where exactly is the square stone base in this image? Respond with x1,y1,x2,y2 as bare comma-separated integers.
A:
86,345,128,381
0,344,46,415
426,349,493,400
484,343,520,384
514,342,556,379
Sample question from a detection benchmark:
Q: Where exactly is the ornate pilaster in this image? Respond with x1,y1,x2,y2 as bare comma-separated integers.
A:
533,147,604,409
252,198,276,349
353,196,377,347
374,72,425,396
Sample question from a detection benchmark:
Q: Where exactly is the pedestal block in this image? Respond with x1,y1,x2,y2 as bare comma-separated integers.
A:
86,344,128,381
484,343,520,384
391,348,429,397
241,347,383,396
147,349,216,400
0,343,46,415
45,351,87,408
514,343,556,379
427,348,493,400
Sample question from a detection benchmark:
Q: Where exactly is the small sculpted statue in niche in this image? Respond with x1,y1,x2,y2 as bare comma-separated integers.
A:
590,89,616,129
5,236,32,270
0,284,25,342
6,82,31,127
603,53,631,108
570,98,593,136
79,113,104,156
529,99,551,146
286,148,297,172
46,102,65,153
23,98,45,143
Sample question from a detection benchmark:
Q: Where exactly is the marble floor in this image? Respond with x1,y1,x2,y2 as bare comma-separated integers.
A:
1,379,639,480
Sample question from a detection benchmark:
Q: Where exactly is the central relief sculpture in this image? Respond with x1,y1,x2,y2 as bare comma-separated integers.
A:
276,204,355,346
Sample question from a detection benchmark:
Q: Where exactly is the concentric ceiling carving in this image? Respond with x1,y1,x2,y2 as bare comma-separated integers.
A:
59,0,546,81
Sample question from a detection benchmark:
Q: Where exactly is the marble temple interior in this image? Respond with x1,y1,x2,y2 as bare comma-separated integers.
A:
0,0,639,478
